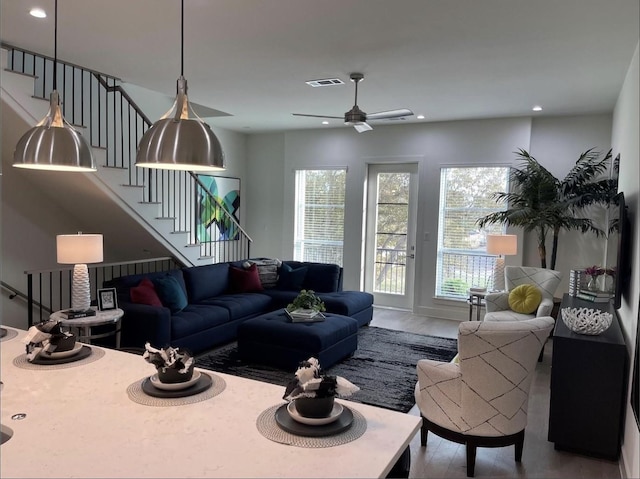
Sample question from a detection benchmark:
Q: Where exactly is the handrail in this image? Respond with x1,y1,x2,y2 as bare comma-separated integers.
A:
24,256,179,276
3,43,252,264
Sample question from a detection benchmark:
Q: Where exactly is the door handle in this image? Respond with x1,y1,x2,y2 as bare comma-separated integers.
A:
408,253,415,259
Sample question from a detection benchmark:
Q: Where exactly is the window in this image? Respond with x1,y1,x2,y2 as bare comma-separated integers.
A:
294,169,346,266
436,167,510,298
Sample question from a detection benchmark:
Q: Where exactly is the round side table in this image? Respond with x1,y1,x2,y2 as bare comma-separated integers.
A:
50,307,124,349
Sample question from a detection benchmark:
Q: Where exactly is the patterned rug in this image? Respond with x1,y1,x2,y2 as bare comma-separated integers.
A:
197,326,458,413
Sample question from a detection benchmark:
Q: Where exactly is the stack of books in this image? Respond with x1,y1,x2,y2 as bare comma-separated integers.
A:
568,270,586,297
285,308,326,323
59,309,97,319
575,290,613,303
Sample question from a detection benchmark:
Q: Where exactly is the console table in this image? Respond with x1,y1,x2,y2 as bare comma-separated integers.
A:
548,294,627,459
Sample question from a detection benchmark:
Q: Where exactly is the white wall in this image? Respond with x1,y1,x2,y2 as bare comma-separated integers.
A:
611,42,639,479
246,114,614,319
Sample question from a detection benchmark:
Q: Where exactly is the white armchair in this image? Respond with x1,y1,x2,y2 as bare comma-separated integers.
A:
484,266,562,322
414,317,554,477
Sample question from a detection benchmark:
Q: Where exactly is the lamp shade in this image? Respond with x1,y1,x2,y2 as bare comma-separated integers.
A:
13,92,96,172
486,234,518,256
57,233,104,264
136,76,225,171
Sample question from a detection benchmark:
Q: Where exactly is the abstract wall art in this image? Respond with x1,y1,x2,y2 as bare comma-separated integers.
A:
196,175,241,242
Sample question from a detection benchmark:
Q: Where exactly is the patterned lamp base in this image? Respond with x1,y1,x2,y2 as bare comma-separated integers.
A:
71,263,91,311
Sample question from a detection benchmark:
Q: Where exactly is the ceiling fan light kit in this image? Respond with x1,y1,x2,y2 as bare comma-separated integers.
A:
13,0,96,172
136,0,225,171
293,72,413,132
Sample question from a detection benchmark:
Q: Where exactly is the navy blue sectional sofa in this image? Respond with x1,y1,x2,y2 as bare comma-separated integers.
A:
104,260,373,354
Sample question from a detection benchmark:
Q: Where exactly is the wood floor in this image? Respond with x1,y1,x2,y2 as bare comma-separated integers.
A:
370,307,622,479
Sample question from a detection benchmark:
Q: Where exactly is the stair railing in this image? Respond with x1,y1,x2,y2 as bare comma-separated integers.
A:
2,43,251,263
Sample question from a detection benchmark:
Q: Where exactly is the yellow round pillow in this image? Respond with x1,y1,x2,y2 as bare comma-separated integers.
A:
508,284,542,314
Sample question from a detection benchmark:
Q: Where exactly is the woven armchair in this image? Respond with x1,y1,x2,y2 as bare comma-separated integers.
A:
414,317,555,477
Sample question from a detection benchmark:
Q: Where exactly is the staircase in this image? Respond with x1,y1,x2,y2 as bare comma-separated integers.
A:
1,43,251,267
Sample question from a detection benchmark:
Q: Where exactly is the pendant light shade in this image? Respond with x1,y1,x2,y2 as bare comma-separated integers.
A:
135,0,225,171
12,1,96,172
136,77,225,171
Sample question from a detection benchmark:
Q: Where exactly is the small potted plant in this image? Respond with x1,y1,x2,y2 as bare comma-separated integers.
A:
283,357,359,418
286,289,326,314
584,265,604,291
143,342,195,384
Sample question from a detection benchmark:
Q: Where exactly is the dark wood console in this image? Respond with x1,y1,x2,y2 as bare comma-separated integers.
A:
548,294,627,459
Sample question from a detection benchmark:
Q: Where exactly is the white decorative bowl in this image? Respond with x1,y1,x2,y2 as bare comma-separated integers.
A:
561,307,613,335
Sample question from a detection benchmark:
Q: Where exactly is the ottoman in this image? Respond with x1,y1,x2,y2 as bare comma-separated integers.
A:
237,310,358,370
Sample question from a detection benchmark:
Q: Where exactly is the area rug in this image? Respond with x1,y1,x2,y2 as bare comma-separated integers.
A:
196,326,458,413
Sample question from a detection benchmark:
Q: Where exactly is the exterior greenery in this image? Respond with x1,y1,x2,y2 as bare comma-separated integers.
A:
477,148,616,270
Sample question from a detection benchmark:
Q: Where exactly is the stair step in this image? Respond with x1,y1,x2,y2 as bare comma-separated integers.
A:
185,243,201,248
101,165,126,170
120,184,145,189
4,68,37,79
139,201,161,205
198,256,214,260
155,217,176,220
171,230,189,234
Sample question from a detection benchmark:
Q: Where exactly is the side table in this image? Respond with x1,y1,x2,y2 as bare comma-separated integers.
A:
50,307,124,349
467,290,486,321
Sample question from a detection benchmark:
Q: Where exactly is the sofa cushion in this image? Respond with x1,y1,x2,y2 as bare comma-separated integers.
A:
170,304,231,340
200,293,273,321
182,263,230,302
130,278,163,307
282,261,341,292
229,264,263,293
317,291,374,316
508,284,542,314
247,258,281,289
153,274,189,313
277,263,308,290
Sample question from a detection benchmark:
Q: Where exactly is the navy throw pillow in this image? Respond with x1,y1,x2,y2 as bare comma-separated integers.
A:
153,275,188,313
277,264,308,290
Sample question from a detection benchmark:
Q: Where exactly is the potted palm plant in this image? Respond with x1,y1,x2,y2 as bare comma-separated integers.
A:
477,148,616,269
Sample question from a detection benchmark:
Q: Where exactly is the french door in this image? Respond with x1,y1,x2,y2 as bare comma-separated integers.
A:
364,163,418,309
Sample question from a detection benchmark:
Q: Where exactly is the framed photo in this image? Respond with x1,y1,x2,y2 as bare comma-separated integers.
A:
97,288,118,311
196,174,241,242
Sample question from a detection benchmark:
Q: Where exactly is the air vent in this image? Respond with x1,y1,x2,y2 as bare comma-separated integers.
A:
305,78,345,87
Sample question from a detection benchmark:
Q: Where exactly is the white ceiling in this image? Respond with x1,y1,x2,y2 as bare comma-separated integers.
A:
1,0,638,134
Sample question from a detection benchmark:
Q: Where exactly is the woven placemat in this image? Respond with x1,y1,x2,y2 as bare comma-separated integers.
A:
126,372,226,407
0,328,19,342
256,403,367,448
13,346,105,370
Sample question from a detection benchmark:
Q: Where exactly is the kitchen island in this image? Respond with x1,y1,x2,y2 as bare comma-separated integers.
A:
0,327,420,478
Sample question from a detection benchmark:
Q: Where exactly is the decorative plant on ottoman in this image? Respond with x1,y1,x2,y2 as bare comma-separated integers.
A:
286,289,326,316
283,357,359,418
143,342,195,384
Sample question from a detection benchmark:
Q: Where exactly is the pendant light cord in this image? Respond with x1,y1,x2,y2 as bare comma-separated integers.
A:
180,0,184,77
53,0,58,90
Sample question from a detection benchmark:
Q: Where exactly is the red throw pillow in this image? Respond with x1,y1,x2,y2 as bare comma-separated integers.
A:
229,264,263,293
130,278,163,307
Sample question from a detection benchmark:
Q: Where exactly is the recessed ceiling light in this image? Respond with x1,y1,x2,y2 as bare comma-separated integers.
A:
322,121,329,125
416,115,425,120
29,8,47,18
532,105,543,112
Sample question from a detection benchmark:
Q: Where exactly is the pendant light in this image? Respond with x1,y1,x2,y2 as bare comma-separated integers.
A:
13,0,96,172
135,0,225,171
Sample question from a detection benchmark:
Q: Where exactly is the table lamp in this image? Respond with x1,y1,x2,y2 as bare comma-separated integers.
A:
57,233,104,312
486,234,517,291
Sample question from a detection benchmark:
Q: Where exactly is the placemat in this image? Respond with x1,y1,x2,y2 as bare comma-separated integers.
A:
0,328,19,342
13,346,105,370
126,372,226,407
256,403,367,448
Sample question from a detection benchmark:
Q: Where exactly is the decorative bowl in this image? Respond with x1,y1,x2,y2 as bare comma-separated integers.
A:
561,307,613,335
294,397,335,418
157,362,195,384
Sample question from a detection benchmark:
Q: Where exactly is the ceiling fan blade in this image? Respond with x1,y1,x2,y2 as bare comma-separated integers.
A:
366,109,414,120
292,113,344,119
353,122,373,133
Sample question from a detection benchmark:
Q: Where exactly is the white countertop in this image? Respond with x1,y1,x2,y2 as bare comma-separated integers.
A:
0,327,420,478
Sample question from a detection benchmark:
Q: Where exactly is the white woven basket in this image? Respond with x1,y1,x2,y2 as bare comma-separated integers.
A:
561,307,613,335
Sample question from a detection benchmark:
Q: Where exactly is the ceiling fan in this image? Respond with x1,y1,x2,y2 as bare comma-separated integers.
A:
293,73,414,132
